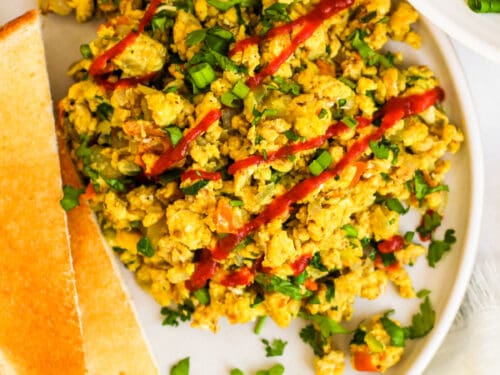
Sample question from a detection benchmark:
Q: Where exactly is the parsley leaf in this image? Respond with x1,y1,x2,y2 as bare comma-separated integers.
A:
427,229,456,267
408,170,449,204
181,179,209,195
60,185,84,211
261,2,290,34
206,0,251,11
350,29,393,68
185,29,207,47
342,224,358,238
137,237,155,257
385,198,409,214
300,324,326,357
300,313,350,337
380,317,406,347
161,300,195,326
254,274,308,300
417,210,441,240
170,357,190,375
261,338,287,357
406,296,435,338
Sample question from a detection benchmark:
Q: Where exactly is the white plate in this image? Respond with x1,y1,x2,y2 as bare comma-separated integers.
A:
409,0,500,63
0,2,484,374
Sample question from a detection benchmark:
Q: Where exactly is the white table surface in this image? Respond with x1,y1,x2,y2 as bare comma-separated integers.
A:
452,42,499,262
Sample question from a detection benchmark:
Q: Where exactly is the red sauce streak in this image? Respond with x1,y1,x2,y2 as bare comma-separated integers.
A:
377,235,404,254
221,267,254,287
291,254,312,276
212,88,444,261
186,249,217,291
95,73,158,91
181,169,222,182
229,0,354,58
228,117,371,175
88,0,162,85
229,0,354,88
148,109,222,176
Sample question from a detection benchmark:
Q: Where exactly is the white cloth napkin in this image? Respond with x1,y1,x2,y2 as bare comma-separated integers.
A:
424,255,500,374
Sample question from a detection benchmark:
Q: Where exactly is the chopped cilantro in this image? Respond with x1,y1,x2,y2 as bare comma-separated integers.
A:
181,179,210,195
417,210,441,240
380,317,406,347
161,300,195,326
428,229,456,267
261,338,287,357
170,357,190,375
404,231,415,242
185,29,207,47
206,0,251,11
300,313,349,337
112,246,127,254
408,170,449,204
164,126,183,147
60,185,84,211
406,296,435,338
350,29,393,68
385,198,409,214
282,130,300,141
342,224,358,238
96,102,114,121
79,44,92,59
350,328,366,345
137,237,155,257
300,324,326,357
318,108,328,119
261,2,290,34
254,274,308,300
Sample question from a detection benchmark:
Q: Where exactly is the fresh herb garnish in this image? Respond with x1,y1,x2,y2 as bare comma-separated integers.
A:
193,287,210,305
428,229,456,267
350,29,393,68
96,102,114,121
261,338,287,357
261,2,290,34
164,126,183,146
254,274,308,300
407,170,449,204
406,295,435,338
60,185,84,211
417,210,441,240
181,179,210,195
380,316,406,347
137,237,155,257
385,198,409,214
342,224,358,238
161,300,195,326
80,43,93,59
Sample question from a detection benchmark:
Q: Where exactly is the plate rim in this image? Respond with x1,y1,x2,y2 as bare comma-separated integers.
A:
406,16,485,375
408,0,500,63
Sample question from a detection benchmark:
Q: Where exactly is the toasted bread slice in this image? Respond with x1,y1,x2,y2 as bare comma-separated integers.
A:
0,10,86,375
57,115,159,374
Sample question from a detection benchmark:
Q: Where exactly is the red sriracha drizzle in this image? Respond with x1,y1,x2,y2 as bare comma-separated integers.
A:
148,109,222,176
188,88,444,288
210,88,444,261
229,0,354,88
377,235,405,254
88,0,162,85
228,117,371,175
291,254,313,276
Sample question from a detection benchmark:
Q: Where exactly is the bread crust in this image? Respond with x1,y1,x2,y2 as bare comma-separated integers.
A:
0,10,86,375
57,114,159,375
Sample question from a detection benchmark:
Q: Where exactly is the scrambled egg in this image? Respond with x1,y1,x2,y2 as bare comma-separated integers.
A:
57,0,463,373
